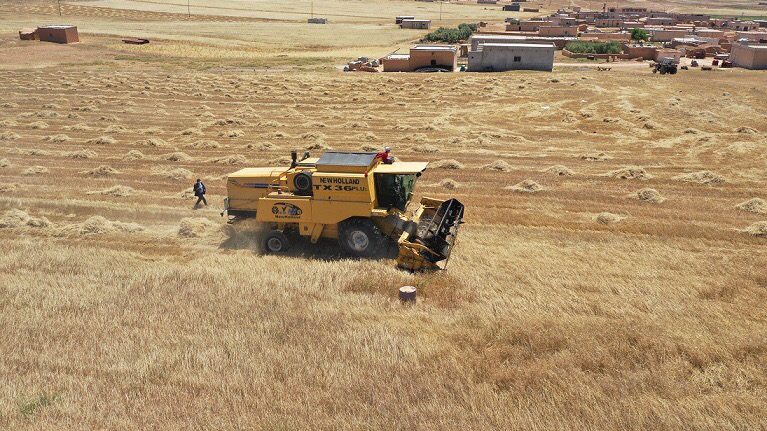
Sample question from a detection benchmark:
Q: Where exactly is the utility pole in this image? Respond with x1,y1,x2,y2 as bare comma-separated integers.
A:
187,0,190,18
439,0,442,22
58,0,62,17
311,1,314,18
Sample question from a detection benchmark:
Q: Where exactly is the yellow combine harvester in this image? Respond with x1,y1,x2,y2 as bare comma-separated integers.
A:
223,151,464,270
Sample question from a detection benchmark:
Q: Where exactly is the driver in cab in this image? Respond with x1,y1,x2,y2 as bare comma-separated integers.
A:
375,147,394,164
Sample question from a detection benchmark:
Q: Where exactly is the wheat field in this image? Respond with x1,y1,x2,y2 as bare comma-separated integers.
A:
2,0,767,430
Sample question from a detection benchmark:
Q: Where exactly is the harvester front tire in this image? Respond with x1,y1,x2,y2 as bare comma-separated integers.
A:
265,230,289,253
338,218,384,258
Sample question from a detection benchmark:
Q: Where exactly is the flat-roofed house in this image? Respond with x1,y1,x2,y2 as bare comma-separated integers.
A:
646,17,675,26
468,42,555,71
380,53,411,72
469,34,574,49
19,28,38,40
409,45,456,69
506,19,550,32
400,19,431,29
695,29,725,39
654,49,681,62
595,18,623,28
37,25,79,43
650,28,690,42
733,21,760,31
381,45,457,71
735,31,767,42
730,40,767,69
538,25,578,37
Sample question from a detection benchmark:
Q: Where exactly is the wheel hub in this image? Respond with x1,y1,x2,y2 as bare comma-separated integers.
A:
348,230,369,251
267,237,283,252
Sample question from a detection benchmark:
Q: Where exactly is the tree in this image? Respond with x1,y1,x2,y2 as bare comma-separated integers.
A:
424,23,477,44
565,41,623,55
630,28,649,41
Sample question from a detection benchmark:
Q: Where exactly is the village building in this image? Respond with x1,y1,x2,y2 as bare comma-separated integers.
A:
506,19,550,32
645,17,676,26
538,25,578,37
620,21,645,29
467,42,555,71
18,28,38,40
595,18,623,27
503,3,520,11
649,28,690,42
469,34,574,49
730,40,767,69
395,16,415,24
694,29,725,39
707,18,735,28
735,31,767,42
620,45,680,62
609,6,647,13
400,19,431,29
380,45,457,71
550,16,577,26
674,13,710,23
307,18,328,24
623,45,658,60
654,49,681,62
36,25,79,43
670,36,719,48
580,32,631,41
732,21,760,31
575,10,602,21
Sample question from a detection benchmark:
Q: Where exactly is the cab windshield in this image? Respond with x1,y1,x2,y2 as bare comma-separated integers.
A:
375,174,416,211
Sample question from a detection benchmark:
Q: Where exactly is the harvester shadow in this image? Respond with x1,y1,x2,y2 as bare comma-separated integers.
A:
219,234,399,263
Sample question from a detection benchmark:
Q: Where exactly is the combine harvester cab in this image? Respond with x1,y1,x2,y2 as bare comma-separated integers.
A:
223,151,464,271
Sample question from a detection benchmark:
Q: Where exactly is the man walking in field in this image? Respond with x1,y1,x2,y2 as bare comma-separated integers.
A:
193,178,207,208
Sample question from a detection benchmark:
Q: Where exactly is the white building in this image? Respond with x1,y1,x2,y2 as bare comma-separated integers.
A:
468,43,555,72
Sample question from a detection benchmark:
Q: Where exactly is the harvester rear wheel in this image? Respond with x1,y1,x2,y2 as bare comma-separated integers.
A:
265,230,289,253
338,218,384,258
